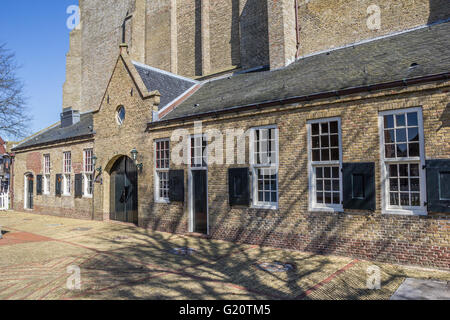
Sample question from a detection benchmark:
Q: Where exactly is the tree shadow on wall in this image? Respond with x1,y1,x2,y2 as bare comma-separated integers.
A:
428,0,450,24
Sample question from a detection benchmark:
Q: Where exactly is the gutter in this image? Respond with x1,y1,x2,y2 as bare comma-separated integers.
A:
12,133,95,153
147,72,449,129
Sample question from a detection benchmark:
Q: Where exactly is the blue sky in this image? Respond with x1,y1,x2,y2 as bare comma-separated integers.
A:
0,0,78,138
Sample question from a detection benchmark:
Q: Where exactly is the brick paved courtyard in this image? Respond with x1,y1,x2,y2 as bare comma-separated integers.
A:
0,211,449,300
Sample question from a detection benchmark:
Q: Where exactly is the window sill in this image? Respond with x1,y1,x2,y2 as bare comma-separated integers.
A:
251,204,278,210
309,206,344,213
62,194,72,197
83,195,93,199
155,199,170,204
382,208,427,216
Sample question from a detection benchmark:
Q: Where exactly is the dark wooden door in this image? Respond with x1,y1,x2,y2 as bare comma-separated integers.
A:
192,170,207,234
110,156,138,224
27,175,34,209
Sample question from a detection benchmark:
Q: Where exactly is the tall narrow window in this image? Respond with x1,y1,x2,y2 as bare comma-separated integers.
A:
83,149,94,197
379,107,426,215
63,152,72,195
308,118,343,212
250,126,279,209
190,135,207,168
155,139,170,202
43,154,51,194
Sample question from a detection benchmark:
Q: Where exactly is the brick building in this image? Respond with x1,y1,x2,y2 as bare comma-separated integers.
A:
11,1,450,269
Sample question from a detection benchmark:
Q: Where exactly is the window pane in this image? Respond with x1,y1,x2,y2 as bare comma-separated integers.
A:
400,178,409,191
396,144,408,157
312,136,320,148
317,180,323,191
384,115,394,128
410,178,420,192
333,193,340,204
312,124,320,135
411,193,420,206
324,167,331,178
385,130,395,144
330,135,339,147
332,167,339,178
396,129,407,143
409,143,419,157
331,148,339,161
332,180,340,191
385,145,395,158
407,112,418,126
330,121,338,134
324,180,331,191
316,167,323,178
389,165,398,177
390,178,398,191
400,193,410,206
321,123,329,134
324,192,332,204
410,164,419,177
321,149,330,161
399,164,408,177
316,192,324,204
390,193,399,205
396,114,406,127
408,128,419,142
312,150,321,162
320,135,329,148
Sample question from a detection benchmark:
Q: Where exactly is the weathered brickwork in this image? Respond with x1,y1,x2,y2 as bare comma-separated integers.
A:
143,81,450,269
297,0,450,57
13,140,95,220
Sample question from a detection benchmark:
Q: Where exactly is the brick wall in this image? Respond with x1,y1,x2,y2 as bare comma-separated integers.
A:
144,81,450,269
13,140,95,220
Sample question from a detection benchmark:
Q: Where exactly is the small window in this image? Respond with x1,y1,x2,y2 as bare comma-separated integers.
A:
43,154,51,195
83,149,94,197
308,118,343,212
155,139,170,202
116,106,126,125
63,152,72,195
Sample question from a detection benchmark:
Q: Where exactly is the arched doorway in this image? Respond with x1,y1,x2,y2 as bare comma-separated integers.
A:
109,156,138,224
24,173,34,210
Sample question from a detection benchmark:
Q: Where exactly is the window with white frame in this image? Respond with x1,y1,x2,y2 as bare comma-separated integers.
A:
43,154,51,194
190,135,207,168
379,108,426,215
83,149,94,197
63,152,72,195
155,139,170,202
308,118,343,211
250,126,279,208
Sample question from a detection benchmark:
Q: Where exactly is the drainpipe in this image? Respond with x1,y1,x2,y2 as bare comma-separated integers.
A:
295,0,301,59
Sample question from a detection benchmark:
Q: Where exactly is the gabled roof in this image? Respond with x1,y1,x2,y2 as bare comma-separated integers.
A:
13,112,94,151
160,21,450,122
132,61,198,111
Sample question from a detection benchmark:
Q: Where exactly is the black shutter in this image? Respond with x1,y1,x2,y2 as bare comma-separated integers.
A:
426,160,450,213
36,175,43,195
228,168,250,206
343,162,376,211
169,170,184,202
55,174,62,196
74,174,83,198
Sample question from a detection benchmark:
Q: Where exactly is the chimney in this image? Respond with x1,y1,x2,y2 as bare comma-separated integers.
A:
60,108,81,128
268,0,297,70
